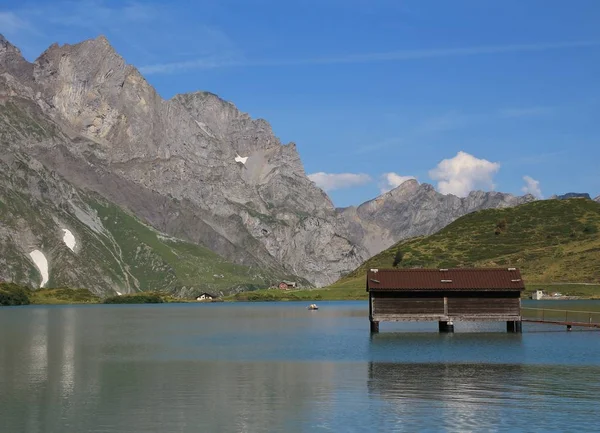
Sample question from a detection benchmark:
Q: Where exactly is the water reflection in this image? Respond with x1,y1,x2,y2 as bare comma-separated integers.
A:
367,362,600,432
368,363,526,431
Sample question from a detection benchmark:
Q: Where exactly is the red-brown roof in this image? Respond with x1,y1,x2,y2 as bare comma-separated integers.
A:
366,268,525,292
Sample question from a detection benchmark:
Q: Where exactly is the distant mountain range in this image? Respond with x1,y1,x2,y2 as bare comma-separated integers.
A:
550,193,591,200
0,34,579,295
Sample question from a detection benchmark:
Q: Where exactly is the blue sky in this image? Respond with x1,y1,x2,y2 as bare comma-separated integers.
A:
2,0,599,207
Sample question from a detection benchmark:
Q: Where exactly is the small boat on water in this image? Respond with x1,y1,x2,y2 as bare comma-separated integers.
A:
308,304,319,310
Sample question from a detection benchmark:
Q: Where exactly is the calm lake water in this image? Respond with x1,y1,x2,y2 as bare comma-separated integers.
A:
1,300,600,432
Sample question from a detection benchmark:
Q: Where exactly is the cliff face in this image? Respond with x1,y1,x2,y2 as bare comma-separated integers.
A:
1,34,534,291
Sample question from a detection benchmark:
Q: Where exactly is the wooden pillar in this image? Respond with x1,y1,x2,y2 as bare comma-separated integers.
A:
439,321,454,333
370,320,380,333
507,321,515,333
507,321,523,333
368,292,378,332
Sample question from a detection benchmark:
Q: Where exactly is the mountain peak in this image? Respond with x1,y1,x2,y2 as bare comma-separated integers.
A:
0,33,27,63
0,34,21,55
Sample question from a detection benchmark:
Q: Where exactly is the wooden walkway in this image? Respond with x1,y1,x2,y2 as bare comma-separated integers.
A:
521,307,600,329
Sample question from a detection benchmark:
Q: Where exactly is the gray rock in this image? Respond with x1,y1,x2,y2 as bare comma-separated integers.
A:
338,180,535,256
549,193,591,200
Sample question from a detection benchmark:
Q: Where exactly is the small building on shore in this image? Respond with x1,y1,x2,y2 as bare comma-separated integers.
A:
532,289,545,300
278,281,297,290
196,293,217,301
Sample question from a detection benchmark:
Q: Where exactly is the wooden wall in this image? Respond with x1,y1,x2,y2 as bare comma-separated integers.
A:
371,291,521,321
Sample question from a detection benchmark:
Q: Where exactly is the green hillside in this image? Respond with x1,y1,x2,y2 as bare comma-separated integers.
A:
333,199,600,293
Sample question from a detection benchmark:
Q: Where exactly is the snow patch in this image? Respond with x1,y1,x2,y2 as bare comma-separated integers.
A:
62,229,76,251
29,250,49,288
116,291,122,296
235,154,248,165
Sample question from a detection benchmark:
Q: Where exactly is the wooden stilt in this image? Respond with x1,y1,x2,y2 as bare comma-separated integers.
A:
370,320,379,333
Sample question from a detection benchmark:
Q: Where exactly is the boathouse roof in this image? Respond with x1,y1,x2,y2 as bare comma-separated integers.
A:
366,268,525,292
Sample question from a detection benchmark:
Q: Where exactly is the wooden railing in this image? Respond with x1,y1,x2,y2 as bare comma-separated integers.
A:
521,307,600,327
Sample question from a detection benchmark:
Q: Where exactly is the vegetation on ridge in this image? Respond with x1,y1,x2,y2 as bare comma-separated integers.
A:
329,199,600,298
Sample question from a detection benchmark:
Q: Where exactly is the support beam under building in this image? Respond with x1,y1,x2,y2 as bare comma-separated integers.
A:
439,321,454,333
370,321,379,333
507,320,522,333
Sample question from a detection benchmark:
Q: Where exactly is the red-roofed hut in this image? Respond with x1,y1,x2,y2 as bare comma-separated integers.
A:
366,268,525,333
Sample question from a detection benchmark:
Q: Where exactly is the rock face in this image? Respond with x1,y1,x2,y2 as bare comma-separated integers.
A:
338,180,535,256
550,193,592,200
595,195,600,203
0,34,535,290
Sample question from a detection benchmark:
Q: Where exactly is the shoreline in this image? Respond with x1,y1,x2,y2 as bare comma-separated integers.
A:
3,283,600,307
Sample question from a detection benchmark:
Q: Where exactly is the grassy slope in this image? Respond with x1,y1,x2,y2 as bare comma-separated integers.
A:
324,199,600,299
29,288,100,305
89,200,278,294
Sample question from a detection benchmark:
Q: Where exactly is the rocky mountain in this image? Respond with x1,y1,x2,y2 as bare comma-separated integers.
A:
550,193,591,200
595,195,600,203
0,34,534,293
338,180,534,257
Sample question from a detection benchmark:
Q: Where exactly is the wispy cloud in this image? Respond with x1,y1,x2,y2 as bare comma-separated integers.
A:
415,111,477,134
505,150,568,166
140,55,238,75
307,172,372,192
499,106,556,118
140,40,600,75
352,137,402,155
0,11,32,36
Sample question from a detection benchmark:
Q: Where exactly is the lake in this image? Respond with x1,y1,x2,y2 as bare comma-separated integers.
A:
1,300,600,432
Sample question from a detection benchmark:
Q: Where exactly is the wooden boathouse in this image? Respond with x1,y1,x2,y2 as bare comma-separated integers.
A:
367,268,525,333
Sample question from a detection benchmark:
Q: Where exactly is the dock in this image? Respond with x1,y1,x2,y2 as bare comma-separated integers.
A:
522,307,600,330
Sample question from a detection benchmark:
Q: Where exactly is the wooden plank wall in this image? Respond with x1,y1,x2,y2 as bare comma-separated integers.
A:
447,297,519,315
374,297,444,315
372,291,521,318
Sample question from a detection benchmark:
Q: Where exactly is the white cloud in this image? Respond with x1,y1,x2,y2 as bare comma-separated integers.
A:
379,173,417,193
522,175,543,198
429,151,500,197
308,172,372,192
